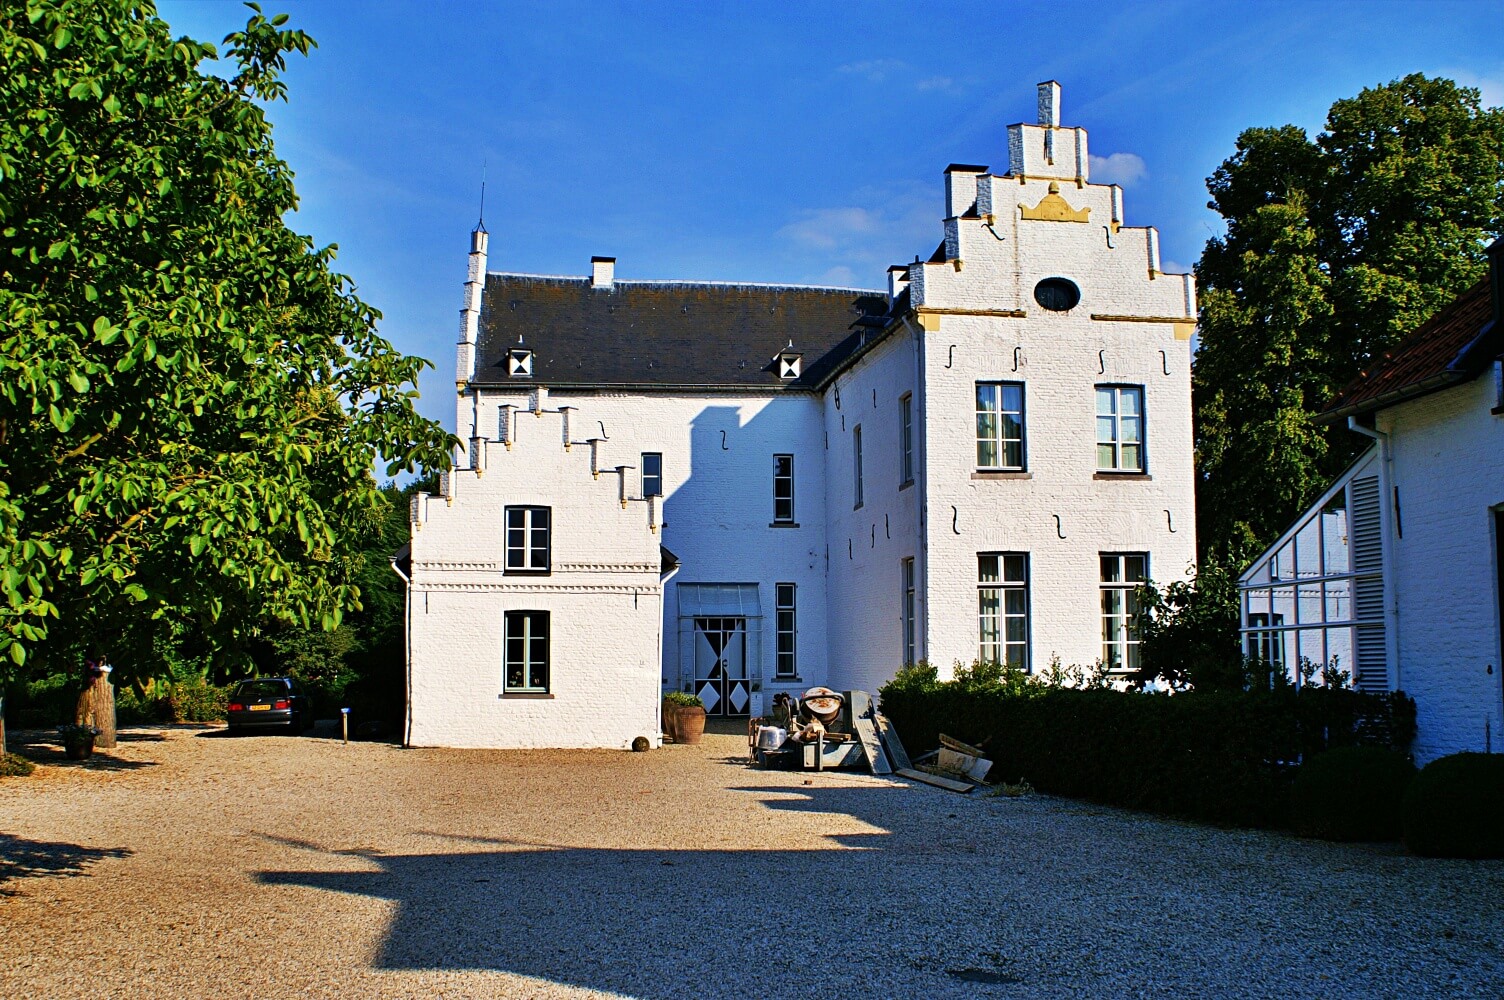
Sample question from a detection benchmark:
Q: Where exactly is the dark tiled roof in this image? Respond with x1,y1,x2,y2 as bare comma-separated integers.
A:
473,275,890,390
1320,279,1499,421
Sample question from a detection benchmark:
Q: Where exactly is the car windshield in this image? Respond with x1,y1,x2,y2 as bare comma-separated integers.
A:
234,680,289,698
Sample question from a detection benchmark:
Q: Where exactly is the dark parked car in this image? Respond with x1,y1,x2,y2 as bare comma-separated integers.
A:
226,677,313,734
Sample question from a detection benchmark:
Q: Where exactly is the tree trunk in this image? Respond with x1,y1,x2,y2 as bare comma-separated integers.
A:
1,694,7,755
75,669,117,749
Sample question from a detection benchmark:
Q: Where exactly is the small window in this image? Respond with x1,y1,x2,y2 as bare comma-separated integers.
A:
508,347,534,378
852,425,864,509
976,382,1025,470
641,453,663,498
504,506,551,573
1101,553,1148,672
1247,612,1287,670
504,610,550,692
773,454,795,523
778,351,802,379
1096,385,1145,472
776,583,797,678
901,557,916,665
1034,277,1080,312
899,393,914,486
978,553,1029,670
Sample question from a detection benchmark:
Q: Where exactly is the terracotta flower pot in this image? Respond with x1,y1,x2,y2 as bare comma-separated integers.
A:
64,737,95,761
661,698,679,742
676,706,707,745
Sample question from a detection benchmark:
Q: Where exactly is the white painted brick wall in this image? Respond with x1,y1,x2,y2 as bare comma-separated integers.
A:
1381,378,1504,761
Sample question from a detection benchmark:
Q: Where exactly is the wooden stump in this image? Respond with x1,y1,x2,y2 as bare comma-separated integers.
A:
75,668,117,750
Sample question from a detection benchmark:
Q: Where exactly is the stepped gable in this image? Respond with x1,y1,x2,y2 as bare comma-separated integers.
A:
1321,279,1497,421
472,274,889,390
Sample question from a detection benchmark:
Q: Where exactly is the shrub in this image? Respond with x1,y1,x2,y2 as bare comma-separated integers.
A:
115,687,168,725
1403,753,1504,858
1,752,35,777
166,677,229,722
1291,747,1415,841
664,691,703,708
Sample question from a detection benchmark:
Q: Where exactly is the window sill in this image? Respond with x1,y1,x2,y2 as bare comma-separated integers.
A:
853,502,864,511
971,471,1031,480
1493,404,1504,415
500,692,555,699
503,569,553,576
1094,472,1151,480
899,479,914,491
772,676,802,684
769,521,801,529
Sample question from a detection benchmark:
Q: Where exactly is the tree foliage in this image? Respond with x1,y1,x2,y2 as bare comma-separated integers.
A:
0,1,453,683
1194,74,1504,558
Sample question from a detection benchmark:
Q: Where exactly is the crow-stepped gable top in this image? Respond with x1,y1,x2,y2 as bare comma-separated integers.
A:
471,269,889,391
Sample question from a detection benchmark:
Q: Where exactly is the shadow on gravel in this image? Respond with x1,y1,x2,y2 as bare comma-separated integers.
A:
7,733,156,771
255,783,1023,1000
0,834,132,896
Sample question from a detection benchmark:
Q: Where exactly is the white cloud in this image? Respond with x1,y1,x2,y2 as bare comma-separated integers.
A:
776,182,941,287
837,59,908,83
1088,151,1148,187
916,76,956,93
1160,259,1193,276
777,207,884,251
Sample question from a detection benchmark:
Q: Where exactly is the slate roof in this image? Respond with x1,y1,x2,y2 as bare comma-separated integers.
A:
1320,278,1500,421
473,274,892,391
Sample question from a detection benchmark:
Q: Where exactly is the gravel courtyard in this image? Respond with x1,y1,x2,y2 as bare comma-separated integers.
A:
2,723,1502,999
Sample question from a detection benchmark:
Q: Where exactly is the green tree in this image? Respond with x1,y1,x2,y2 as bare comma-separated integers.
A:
0,2,453,698
1194,74,1504,559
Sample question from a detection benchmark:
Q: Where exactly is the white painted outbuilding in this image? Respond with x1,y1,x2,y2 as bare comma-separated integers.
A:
1240,239,1504,762
404,83,1199,749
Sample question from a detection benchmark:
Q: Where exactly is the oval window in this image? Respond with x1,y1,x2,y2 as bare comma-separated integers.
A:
1034,277,1081,312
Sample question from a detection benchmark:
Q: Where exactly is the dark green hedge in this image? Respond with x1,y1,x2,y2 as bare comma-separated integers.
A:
1291,747,1415,841
1403,753,1504,858
880,676,1416,828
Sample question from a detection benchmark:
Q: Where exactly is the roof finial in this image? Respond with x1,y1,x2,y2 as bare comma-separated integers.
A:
474,158,488,235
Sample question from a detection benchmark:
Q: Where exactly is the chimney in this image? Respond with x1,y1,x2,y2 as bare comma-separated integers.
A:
591,256,615,289
887,264,910,303
1037,81,1061,127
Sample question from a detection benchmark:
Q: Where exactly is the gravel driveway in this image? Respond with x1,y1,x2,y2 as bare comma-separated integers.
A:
2,722,1502,999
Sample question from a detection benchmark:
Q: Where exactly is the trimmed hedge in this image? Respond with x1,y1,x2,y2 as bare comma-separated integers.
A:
880,675,1415,828
1403,753,1504,858
1291,747,1415,841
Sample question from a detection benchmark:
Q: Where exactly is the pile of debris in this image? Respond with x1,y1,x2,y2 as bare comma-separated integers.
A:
748,688,991,795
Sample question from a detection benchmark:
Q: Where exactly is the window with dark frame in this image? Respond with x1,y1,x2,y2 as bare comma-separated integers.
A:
503,610,550,693
1100,553,1147,671
901,557,916,665
899,393,914,486
978,553,1029,669
773,454,795,523
641,453,663,498
504,506,551,573
1096,385,1145,472
776,583,797,678
976,382,1026,470
853,424,864,508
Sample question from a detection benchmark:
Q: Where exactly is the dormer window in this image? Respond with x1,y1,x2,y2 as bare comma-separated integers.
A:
508,348,533,378
778,350,802,380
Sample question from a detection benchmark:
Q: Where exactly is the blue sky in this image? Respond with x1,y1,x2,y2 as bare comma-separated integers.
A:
156,0,1503,433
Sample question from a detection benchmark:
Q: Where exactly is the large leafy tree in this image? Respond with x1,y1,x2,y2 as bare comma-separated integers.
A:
1194,74,1504,560
0,1,453,690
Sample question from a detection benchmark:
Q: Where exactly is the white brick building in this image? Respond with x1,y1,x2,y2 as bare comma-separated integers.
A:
1240,239,1504,762
404,83,1199,748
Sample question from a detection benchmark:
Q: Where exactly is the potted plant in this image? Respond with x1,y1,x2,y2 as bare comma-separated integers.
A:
58,723,102,761
664,691,706,745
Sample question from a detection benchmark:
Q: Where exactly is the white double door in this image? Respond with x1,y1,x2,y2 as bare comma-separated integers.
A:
692,616,749,716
